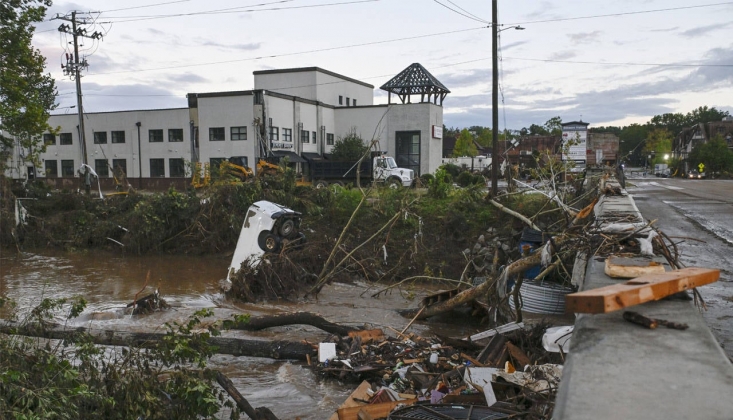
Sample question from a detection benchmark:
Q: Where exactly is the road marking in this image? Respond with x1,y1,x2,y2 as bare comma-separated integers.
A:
648,182,684,190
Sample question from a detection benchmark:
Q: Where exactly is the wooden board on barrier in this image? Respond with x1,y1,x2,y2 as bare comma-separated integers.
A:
566,267,719,314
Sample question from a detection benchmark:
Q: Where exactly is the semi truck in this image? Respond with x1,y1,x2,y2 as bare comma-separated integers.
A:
301,153,415,188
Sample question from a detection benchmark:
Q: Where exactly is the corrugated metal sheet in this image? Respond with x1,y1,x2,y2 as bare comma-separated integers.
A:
509,281,574,315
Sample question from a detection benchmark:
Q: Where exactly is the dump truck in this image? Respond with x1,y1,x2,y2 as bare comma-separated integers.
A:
301,153,415,188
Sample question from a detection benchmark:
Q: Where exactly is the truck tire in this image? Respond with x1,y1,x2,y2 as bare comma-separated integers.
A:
315,180,328,189
279,219,295,238
258,231,281,253
388,178,401,189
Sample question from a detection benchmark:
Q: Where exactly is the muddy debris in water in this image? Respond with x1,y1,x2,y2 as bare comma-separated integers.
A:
314,320,563,419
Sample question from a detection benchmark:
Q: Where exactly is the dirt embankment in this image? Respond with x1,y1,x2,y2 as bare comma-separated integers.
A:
2,176,569,302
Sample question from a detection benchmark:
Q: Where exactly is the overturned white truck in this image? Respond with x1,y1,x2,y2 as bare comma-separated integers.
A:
227,200,305,281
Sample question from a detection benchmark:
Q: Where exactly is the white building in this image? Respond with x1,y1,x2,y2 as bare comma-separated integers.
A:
4,65,448,188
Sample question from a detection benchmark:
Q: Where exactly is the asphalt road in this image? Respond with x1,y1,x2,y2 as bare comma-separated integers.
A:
625,174,733,357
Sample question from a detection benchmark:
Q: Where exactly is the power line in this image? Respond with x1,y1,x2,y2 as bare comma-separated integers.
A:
502,56,733,68
505,2,733,26
431,0,489,24
445,0,489,23
100,0,193,13
86,27,485,76
98,0,378,23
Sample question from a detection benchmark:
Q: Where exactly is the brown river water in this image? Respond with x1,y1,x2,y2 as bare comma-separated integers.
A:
0,249,499,419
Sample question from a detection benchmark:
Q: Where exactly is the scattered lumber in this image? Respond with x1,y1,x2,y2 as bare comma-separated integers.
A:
566,267,719,314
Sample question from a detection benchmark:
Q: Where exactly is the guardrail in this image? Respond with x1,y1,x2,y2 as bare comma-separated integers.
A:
554,177,733,420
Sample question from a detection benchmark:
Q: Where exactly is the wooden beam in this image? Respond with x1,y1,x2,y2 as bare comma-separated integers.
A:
565,267,719,314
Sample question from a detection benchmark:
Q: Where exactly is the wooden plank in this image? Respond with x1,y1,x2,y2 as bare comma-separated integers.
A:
348,329,385,343
604,255,665,278
330,381,372,420
337,399,417,420
566,267,719,314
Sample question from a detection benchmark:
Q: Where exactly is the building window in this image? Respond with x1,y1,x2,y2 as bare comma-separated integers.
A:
61,159,75,177
396,130,421,176
60,133,73,145
209,158,225,171
150,158,165,177
270,126,279,141
353,99,357,106
312,131,317,145
327,133,334,145
111,131,125,144
149,129,164,143
112,159,127,177
346,97,350,106
282,128,292,142
93,132,107,144
230,156,248,168
301,130,309,143
339,95,343,105
209,127,225,141
231,126,247,141
95,159,109,177
44,160,58,178
169,128,184,142
43,134,55,146
169,158,185,177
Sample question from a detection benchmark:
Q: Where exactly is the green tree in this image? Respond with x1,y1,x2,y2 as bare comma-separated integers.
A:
644,128,673,165
686,106,730,125
689,135,733,177
544,116,563,136
0,0,57,171
331,128,369,160
452,128,477,157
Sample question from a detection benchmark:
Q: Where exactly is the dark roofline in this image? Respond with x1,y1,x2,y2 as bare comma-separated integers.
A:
49,107,188,116
562,121,589,127
253,67,374,89
187,90,254,99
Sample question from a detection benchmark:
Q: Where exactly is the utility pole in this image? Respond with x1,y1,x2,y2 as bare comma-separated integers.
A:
56,12,103,194
491,0,499,197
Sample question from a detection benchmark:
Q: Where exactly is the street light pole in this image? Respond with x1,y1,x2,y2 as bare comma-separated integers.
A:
490,1,524,197
491,0,499,197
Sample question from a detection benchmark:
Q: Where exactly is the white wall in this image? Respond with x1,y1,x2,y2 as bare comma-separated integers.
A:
314,71,373,107
255,71,317,102
197,94,255,167
334,103,443,175
35,108,190,179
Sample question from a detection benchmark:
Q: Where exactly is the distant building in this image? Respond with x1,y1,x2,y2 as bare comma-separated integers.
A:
4,65,448,188
674,117,733,163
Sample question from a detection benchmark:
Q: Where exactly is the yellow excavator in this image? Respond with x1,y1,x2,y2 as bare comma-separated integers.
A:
192,158,282,188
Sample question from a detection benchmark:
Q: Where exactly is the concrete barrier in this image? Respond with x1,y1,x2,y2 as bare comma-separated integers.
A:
554,179,733,420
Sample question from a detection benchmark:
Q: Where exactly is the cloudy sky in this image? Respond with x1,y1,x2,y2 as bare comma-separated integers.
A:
33,0,733,131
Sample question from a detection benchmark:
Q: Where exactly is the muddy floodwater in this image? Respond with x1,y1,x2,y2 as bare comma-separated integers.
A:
0,250,516,419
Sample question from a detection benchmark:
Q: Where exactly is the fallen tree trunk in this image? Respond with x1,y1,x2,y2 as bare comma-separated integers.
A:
0,320,315,361
215,371,279,420
225,312,360,336
399,245,551,321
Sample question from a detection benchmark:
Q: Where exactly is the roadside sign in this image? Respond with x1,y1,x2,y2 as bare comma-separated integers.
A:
698,163,705,172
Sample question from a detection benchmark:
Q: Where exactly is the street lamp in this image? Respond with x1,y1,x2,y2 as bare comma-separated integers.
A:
491,1,525,197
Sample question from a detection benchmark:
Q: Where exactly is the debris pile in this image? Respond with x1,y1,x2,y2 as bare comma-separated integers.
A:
312,321,564,419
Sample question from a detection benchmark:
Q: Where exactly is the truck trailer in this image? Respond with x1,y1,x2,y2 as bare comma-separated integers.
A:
302,153,415,188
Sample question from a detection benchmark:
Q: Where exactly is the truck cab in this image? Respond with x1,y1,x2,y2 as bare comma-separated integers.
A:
373,155,414,187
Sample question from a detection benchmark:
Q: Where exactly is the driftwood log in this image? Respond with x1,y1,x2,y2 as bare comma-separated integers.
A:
215,371,279,420
0,320,315,361
399,249,546,320
225,312,360,336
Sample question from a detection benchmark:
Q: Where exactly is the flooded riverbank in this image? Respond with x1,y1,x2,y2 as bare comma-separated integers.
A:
1,249,511,418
